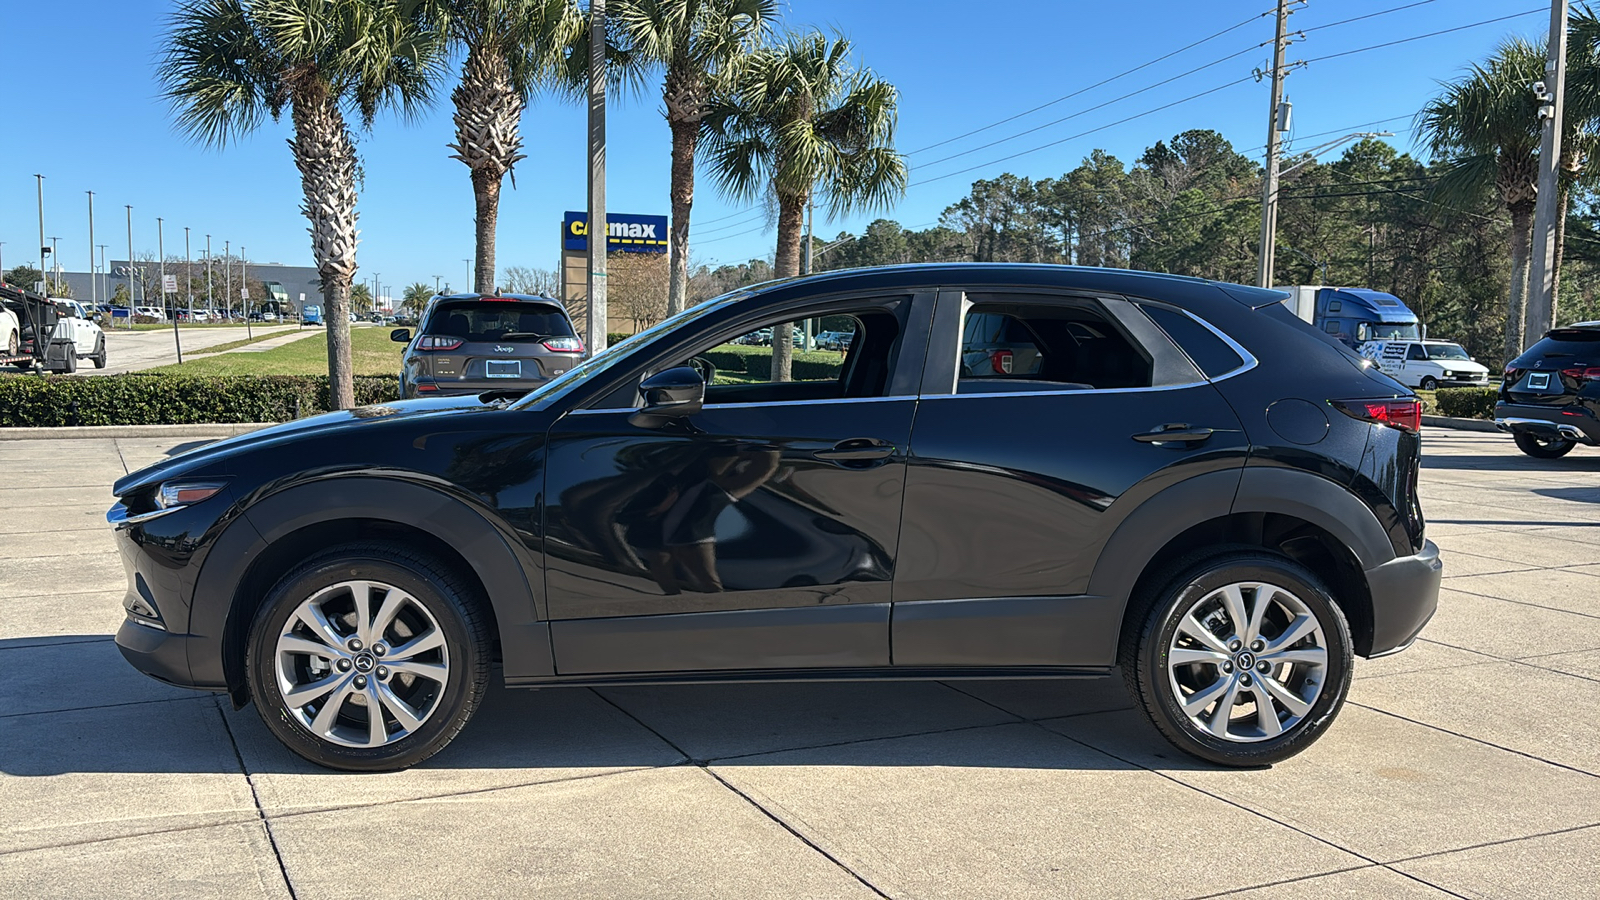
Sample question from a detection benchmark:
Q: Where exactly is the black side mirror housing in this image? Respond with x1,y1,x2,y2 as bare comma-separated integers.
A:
629,366,705,428
390,328,411,343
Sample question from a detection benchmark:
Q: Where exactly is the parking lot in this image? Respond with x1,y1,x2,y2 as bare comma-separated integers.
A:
2,427,1597,899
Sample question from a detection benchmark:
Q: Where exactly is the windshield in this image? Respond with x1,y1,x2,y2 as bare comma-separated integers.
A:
512,289,752,410
1425,343,1470,360
1360,323,1421,341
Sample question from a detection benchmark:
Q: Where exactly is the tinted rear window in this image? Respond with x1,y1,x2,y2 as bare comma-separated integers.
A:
1516,330,1600,364
1140,304,1245,377
425,301,574,341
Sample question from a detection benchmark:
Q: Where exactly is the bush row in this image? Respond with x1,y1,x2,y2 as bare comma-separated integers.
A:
0,373,400,427
1434,387,1498,420
700,345,844,381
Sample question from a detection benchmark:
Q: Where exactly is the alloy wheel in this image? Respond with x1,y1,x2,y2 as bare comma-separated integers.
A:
1166,581,1329,742
274,580,450,748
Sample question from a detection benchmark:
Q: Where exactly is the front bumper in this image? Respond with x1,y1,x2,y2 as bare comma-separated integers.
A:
115,618,221,692
1364,539,1442,656
1494,402,1600,445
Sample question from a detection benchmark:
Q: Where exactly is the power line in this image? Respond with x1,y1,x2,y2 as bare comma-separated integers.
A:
1304,8,1546,65
906,6,1273,156
914,41,1269,171
1300,0,1443,34
908,74,1258,188
692,209,767,236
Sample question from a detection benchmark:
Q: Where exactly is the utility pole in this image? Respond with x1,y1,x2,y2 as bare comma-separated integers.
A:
1256,0,1293,288
1527,0,1570,347
205,235,213,315
87,191,97,305
585,0,608,354
224,240,232,322
242,246,252,339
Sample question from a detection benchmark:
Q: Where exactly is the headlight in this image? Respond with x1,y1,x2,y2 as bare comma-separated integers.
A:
156,481,227,509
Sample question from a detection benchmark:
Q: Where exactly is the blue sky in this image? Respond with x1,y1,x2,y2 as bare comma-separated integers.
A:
0,0,1548,295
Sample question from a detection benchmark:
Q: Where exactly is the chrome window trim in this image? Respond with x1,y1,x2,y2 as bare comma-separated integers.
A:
565,394,919,414
1144,301,1260,381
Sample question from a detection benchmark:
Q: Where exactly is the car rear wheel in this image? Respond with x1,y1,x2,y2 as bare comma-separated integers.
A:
91,336,107,368
247,543,490,771
1513,431,1576,459
1122,550,1353,767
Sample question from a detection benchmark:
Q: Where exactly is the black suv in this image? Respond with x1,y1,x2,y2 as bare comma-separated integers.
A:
1495,322,1600,458
394,293,584,398
109,265,1440,771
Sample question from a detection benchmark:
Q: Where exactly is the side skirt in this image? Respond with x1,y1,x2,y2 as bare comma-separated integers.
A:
505,665,1113,689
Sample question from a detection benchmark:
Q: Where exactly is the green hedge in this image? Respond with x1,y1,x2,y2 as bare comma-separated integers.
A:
1434,387,1498,420
700,345,843,381
0,373,400,427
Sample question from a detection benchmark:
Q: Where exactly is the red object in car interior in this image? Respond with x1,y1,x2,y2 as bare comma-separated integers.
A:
991,349,1013,374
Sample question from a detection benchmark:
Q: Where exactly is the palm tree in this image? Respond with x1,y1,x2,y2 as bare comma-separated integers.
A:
613,0,775,316
403,281,434,314
446,0,583,294
704,31,906,379
161,0,444,408
1418,30,1600,356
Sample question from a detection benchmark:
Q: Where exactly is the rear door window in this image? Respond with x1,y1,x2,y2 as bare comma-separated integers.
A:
425,301,575,341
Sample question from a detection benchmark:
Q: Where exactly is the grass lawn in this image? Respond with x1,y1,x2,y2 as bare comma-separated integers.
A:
127,321,285,331
149,326,403,376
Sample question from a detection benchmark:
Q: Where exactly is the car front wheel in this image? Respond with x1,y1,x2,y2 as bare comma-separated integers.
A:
1513,431,1576,459
1122,550,1353,766
1419,376,1438,391
247,543,490,771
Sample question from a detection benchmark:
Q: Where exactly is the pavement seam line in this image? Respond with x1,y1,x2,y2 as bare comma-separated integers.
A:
1384,820,1600,867
1349,701,1600,781
112,439,130,475
213,697,299,900
585,688,894,899
1174,864,1401,900
0,693,209,720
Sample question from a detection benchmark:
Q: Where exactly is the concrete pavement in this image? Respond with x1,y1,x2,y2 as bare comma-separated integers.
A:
2,429,1598,898
92,325,303,375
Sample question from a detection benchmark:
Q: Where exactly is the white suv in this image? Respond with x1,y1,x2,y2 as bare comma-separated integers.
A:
1359,339,1490,390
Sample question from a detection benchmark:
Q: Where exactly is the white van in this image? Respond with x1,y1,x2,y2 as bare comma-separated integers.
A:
1358,339,1491,390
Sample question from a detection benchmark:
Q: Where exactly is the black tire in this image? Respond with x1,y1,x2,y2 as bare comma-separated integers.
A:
56,346,77,374
91,336,107,368
1513,431,1576,459
246,542,491,772
1419,376,1438,391
1120,549,1354,767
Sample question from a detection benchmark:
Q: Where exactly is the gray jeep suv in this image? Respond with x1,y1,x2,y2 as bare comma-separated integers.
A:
394,293,584,398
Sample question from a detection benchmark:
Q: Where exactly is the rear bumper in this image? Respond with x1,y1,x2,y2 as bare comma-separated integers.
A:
1364,539,1442,656
407,379,550,398
1493,402,1600,444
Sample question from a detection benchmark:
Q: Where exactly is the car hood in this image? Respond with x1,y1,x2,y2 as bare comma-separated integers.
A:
112,393,501,496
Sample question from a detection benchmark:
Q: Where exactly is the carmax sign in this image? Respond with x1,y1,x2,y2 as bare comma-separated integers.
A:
563,211,669,254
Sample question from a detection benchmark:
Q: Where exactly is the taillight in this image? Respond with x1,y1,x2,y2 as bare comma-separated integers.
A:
542,337,584,353
1503,366,1522,383
1560,366,1600,382
991,349,1013,374
1332,398,1422,433
416,335,463,351
416,383,439,392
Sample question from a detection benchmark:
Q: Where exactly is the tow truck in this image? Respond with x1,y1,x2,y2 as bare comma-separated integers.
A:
1,283,80,373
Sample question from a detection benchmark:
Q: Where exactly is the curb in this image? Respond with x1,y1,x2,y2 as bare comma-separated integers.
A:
1422,415,1499,433
0,423,274,441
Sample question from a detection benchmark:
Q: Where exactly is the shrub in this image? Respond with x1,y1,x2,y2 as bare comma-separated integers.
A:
699,345,842,381
0,373,400,427
1434,386,1498,420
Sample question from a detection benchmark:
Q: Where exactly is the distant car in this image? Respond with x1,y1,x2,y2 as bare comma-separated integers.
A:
135,306,166,322
262,311,279,322
1359,340,1491,391
1495,322,1600,458
393,293,584,398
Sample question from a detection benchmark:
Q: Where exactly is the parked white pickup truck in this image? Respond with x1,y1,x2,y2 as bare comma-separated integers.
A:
49,300,108,370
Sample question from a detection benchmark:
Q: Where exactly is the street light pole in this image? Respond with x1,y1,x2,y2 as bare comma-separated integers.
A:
126,206,136,327
35,174,46,295
585,0,608,354
434,275,441,293
185,227,194,322
98,245,108,306
242,246,251,339
206,235,213,316
87,191,97,306
1527,0,1570,348
160,218,182,363
49,238,60,293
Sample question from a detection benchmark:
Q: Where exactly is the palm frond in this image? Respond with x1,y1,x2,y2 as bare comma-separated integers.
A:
160,0,276,147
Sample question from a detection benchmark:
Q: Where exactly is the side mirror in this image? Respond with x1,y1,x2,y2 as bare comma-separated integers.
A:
390,328,411,343
629,366,705,428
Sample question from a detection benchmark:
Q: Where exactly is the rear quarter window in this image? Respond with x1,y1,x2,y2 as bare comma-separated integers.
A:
1138,304,1246,378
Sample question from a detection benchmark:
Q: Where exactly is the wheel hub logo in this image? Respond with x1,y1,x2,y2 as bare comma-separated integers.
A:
353,654,375,673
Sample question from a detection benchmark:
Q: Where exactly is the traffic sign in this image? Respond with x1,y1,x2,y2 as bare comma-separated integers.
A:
162,274,178,294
